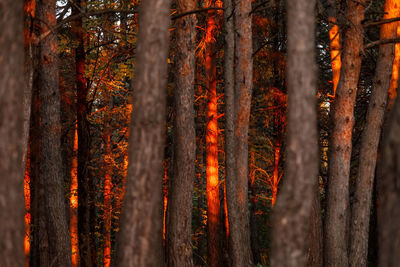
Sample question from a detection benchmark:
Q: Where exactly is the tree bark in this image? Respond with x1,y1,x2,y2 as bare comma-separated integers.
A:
166,0,197,266
117,0,171,265
0,0,25,265
324,1,366,266
226,0,255,265
377,90,400,267
204,3,223,266
349,1,399,265
37,0,72,264
270,0,318,266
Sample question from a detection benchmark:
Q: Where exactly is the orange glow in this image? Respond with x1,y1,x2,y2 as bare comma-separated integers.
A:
388,25,400,110
271,139,280,207
24,147,31,267
103,132,112,267
328,17,341,98
162,161,168,246
70,126,79,267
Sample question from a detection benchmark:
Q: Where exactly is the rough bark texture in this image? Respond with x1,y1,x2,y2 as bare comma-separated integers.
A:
166,0,197,266
117,0,171,265
224,0,235,263
377,94,400,267
227,0,254,265
308,183,324,267
71,0,95,265
349,1,399,265
0,0,25,265
37,0,72,264
270,0,318,266
324,1,365,266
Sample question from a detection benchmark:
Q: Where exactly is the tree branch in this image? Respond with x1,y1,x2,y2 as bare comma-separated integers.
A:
171,7,223,20
363,16,400,28
364,37,400,50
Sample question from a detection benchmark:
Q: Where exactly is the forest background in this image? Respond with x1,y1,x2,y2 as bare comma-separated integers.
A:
2,0,400,266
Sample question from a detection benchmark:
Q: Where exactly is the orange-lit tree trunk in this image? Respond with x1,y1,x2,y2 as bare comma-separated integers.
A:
226,0,255,265
327,0,342,98
116,0,171,265
0,0,25,263
37,0,72,264
103,120,112,267
271,0,318,265
388,24,400,110
70,127,79,267
166,0,197,265
205,3,223,266
271,138,281,206
349,1,399,265
324,1,366,265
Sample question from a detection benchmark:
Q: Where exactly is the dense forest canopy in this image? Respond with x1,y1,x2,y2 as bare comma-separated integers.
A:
1,0,400,266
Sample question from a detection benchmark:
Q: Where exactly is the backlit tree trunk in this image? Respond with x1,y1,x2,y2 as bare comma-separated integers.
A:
349,1,399,265
270,0,318,265
38,0,72,264
0,0,25,264
388,24,400,110
205,2,223,266
103,118,112,267
117,0,171,265
70,127,79,267
166,0,197,265
324,1,365,265
327,0,341,98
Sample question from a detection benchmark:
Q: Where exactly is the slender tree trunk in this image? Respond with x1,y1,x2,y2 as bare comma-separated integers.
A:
103,118,112,267
204,3,223,266
224,0,236,265
71,0,95,265
270,0,318,266
377,92,400,267
166,0,197,265
0,0,25,264
38,0,72,264
117,0,171,265
70,127,79,267
388,23,400,110
350,1,399,265
327,0,342,98
324,1,366,266
307,181,324,267
226,0,255,265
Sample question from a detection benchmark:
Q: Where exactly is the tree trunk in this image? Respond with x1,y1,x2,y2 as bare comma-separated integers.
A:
327,0,342,98
117,0,171,265
350,1,399,265
0,0,25,264
270,0,318,266
166,0,197,265
71,0,94,265
307,182,324,267
226,0,255,265
324,1,366,266
204,3,223,266
377,91,400,267
388,23,400,110
38,0,72,264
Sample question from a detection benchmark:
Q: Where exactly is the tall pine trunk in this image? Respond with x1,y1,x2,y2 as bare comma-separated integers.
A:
166,0,197,265
350,1,399,265
117,0,171,265
270,0,318,265
38,0,72,264
226,0,254,265
0,0,25,265
324,1,366,265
